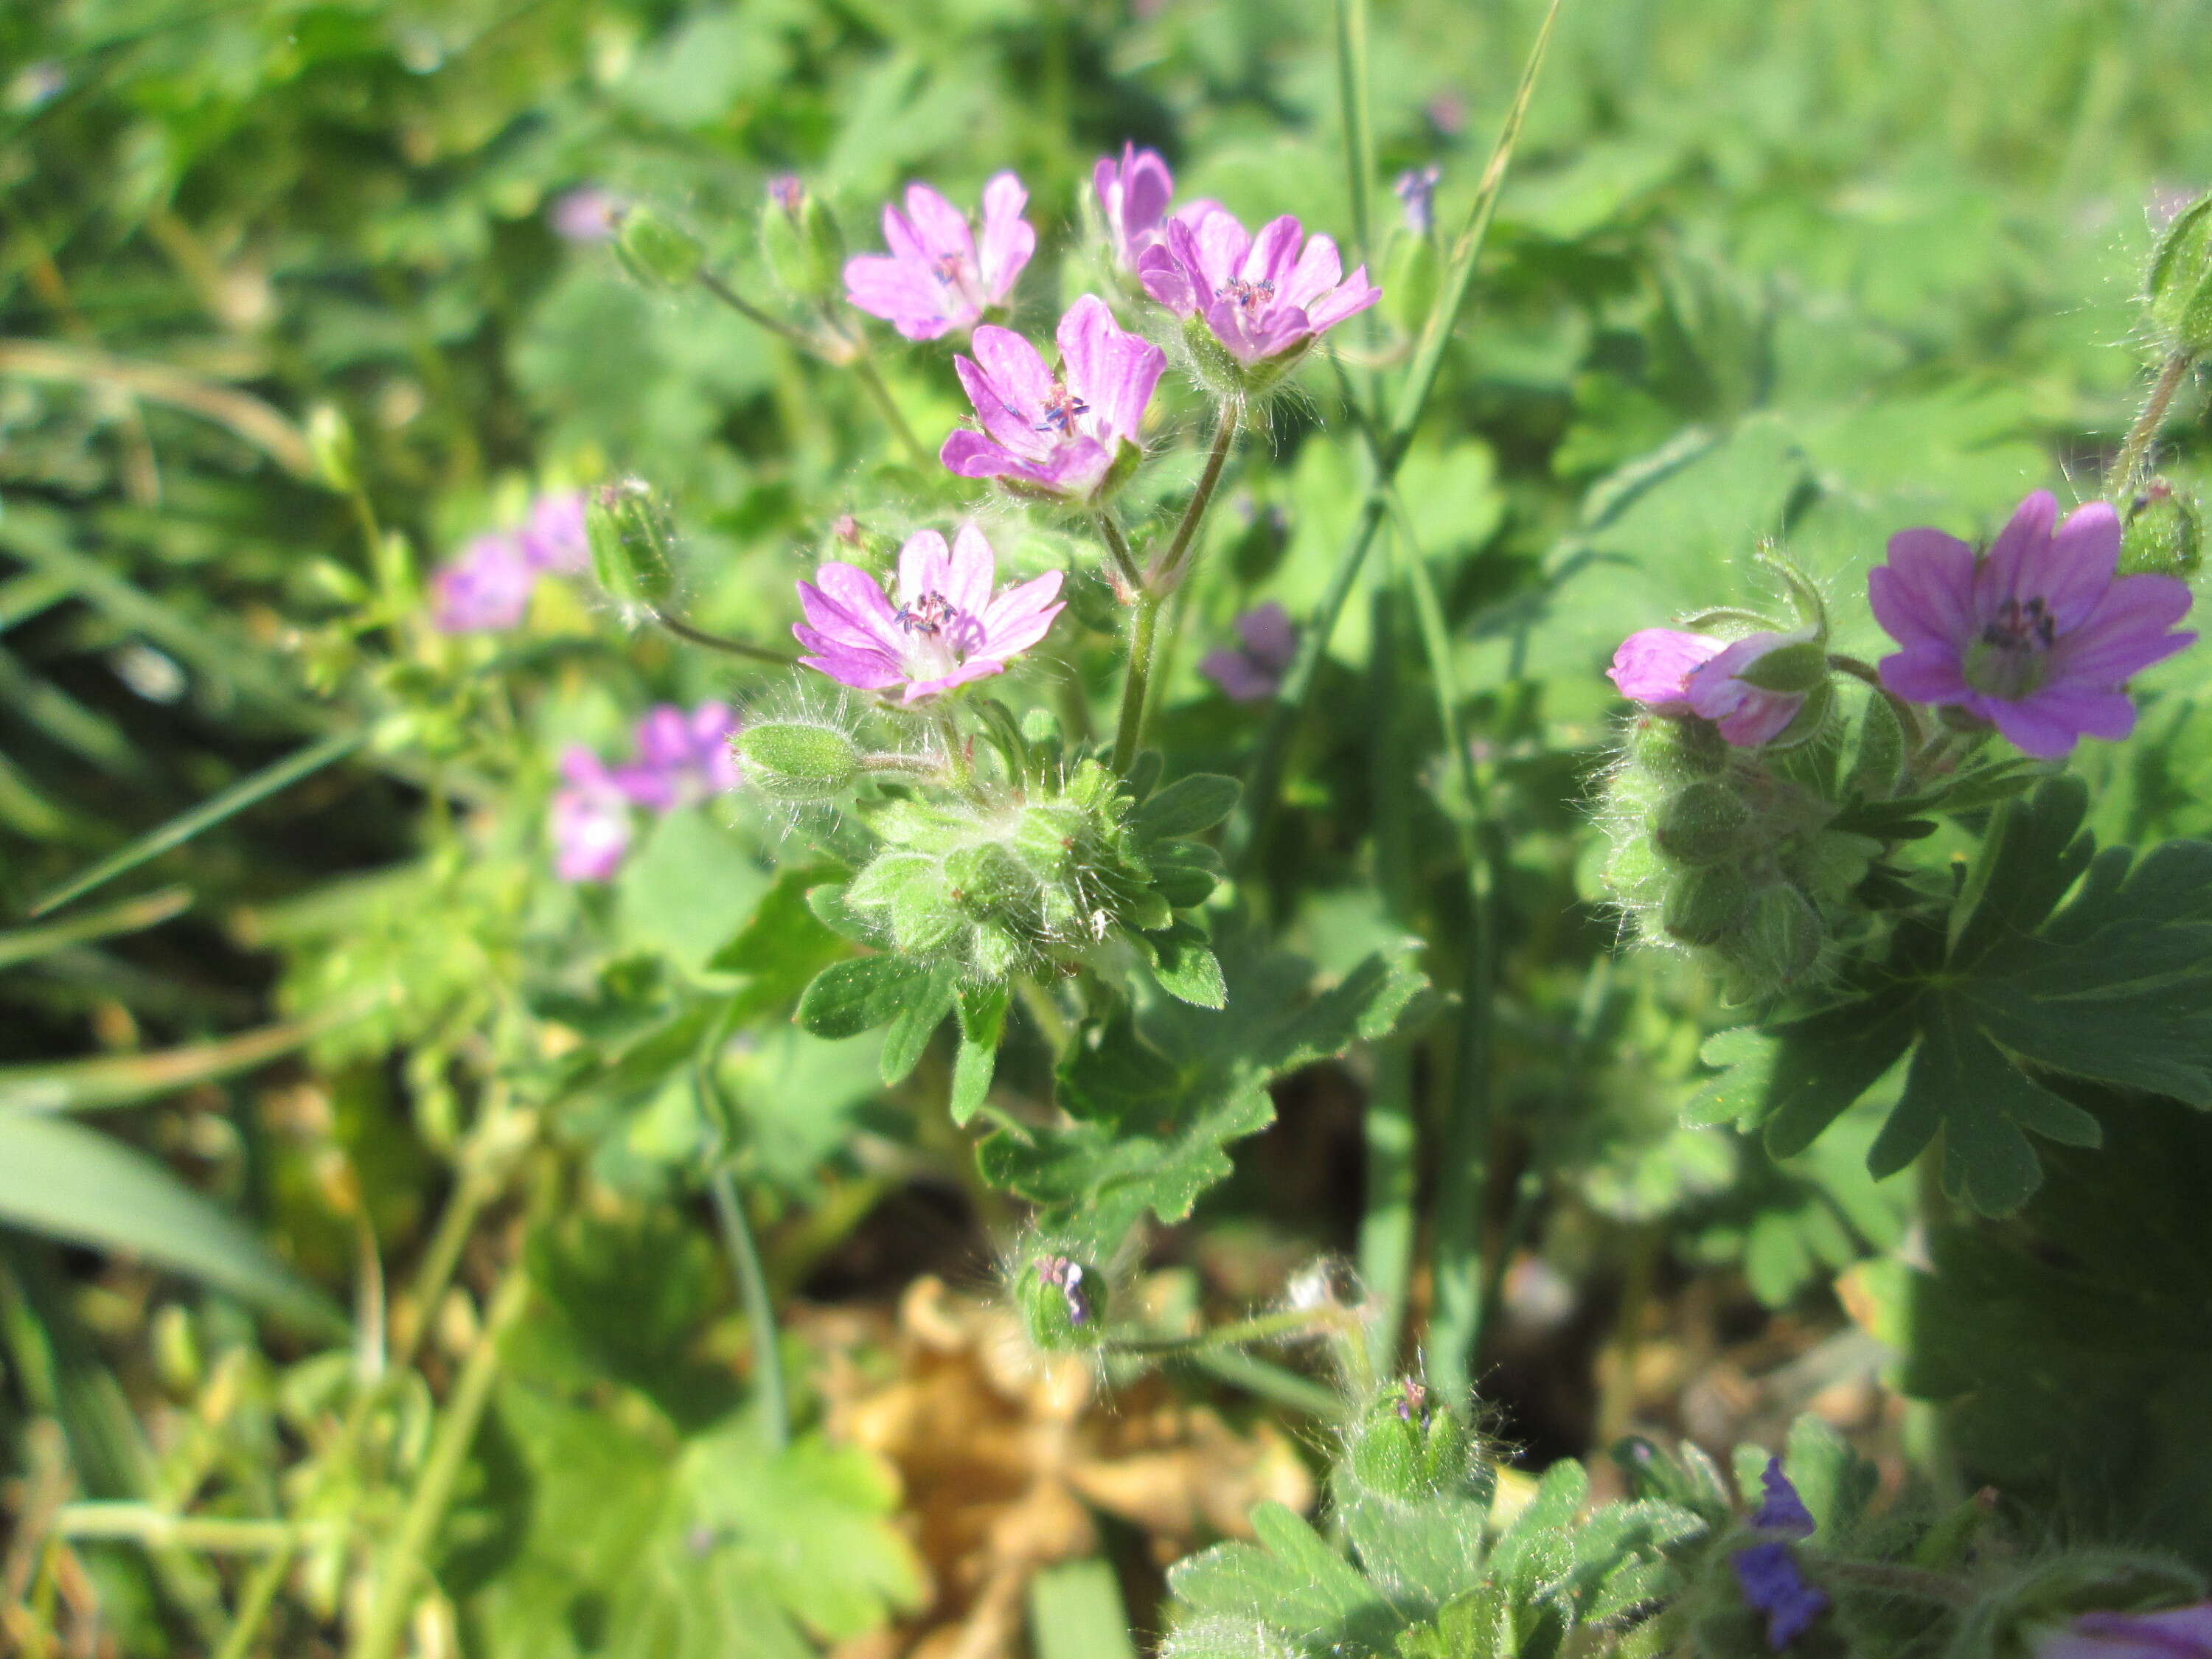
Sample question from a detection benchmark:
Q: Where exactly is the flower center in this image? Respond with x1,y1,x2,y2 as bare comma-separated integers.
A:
1222,276,1276,315
893,590,981,675
929,251,978,306
1032,373,1091,438
1961,595,2056,699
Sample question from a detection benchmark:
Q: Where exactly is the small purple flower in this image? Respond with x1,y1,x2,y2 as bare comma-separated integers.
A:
521,490,589,574
1394,166,1441,235
794,524,1064,703
551,748,633,883
1731,1542,1829,1650
842,174,1036,341
1607,627,1808,747
430,534,536,633
1748,1458,1817,1537
1093,144,1219,274
939,296,1166,502
2033,1603,2212,1659
552,187,623,243
1138,207,1380,375
613,702,742,808
1871,490,2197,759
1200,602,1298,702
768,174,806,217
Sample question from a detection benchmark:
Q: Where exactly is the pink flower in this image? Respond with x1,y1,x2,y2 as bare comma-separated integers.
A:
1200,602,1298,702
842,174,1036,341
1137,207,1379,375
551,187,622,243
551,748,633,883
1871,490,2197,759
613,702,742,808
1093,144,1218,274
1607,627,1809,747
430,534,536,633
794,525,1064,703
521,490,589,574
2033,1604,2212,1659
939,296,1165,501
1394,165,1441,235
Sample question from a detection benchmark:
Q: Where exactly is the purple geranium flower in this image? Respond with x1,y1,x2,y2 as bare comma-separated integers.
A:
2034,1604,2212,1659
613,702,742,809
1731,1543,1829,1651
842,174,1036,341
1394,165,1441,235
795,525,1064,703
431,533,536,633
521,490,590,574
1871,490,2197,759
1607,627,1808,747
1093,144,1219,274
1136,206,1380,374
551,748,633,883
552,186,623,243
1748,1458,1817,1537
939,296,1166,501
1200,602,1298,702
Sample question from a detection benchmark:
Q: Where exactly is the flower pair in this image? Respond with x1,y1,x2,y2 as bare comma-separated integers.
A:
1611,493,2197,761
431,492,591,635
552,702,740,882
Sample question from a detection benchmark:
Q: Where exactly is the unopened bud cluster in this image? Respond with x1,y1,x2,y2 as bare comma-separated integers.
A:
1601,717,1877,1001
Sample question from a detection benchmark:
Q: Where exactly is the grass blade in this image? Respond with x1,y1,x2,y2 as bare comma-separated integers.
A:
1029,1560,1138,1659
31,729,362,917
0,1003,366,1113
0,1113,344,1332
0,886,191,970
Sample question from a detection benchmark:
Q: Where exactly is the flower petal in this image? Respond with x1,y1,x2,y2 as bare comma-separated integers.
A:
1608,627,1723,709
1878,646,1972,704
953,352,1048,458
945,524,998,617
977,172,1035,300
1987,695,2087,758
897,531,953,607
902,181,975,265
979,568,1063,655
1980,489,2059,607
844,253,952,339
939,429,1034,483
1304,267,1382,333
1186,206,1250,296
2034,499,2123,630
1870,527,1978,653
2053,573,2197,682
1242,215,1304,288
902,658,1006,701
1138,244,1197,315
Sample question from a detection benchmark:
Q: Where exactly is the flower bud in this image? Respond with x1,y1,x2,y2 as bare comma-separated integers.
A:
829,513,902,563
2119,479,2202,577
736,720,861,801
1016,1251,1106,1351
1652,779,1752,866
586,479,678,611
945,840,1039,929
1603,835,1669,912
1660,865,1753,946
2147,192,2212,353
759,175,846,302
615,206,706,292
1630,714,1728,784
1717,883,1823,991
1344,1379,1475,1503
306,403,358,494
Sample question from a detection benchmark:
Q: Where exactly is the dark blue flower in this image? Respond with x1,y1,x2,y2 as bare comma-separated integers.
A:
1732,1541,1829,1649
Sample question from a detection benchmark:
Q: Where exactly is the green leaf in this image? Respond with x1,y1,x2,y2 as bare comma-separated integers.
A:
977,939,1428,1242
950,982,1009,1125
1135,773,1242,839
707,864,850,1018
1144,919,1228,1009
879,964,958,1086
0,1113,342,1333
1169,1501,1398,1654
1030,1561,1138,1659
805,881,881,946
796,954,942,1040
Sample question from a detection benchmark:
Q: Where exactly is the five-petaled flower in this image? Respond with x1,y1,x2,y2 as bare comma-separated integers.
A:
613,703,742,810
550,748,634,883
1093,144,1217,275
1729,1461,1826,1652
795,525,1064,702
1871,490,2197,758
1607,627,1810,748
1136,206,1380,386
843,175,1036,341
431,533,538,634
1200,602,1298,703
939,296,1166,502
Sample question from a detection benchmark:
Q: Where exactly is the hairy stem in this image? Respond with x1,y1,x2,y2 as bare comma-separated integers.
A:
1092,509,1145,599
1101,1303,1359,1357
2110,349,2196,500
695,269,819,352
1110,589,1165,773
706,1152,790,1452
1828,652,1932,751
646,605,797,665
1147,403,1243,591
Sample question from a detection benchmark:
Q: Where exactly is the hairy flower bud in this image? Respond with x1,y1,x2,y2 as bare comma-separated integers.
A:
586,479,678,610
1015,1251,1106,1351
760,175,845,302
615,206,706,292
1652,779,1753,866
1344,1379,1476,1503
1660,865,1754,947
1630,714,1729,784
306,403,358,495
1717,883,1824,993
2119,479,2203,578
2148,192,2212,354
736,720,861,801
